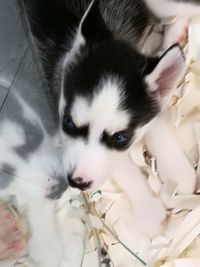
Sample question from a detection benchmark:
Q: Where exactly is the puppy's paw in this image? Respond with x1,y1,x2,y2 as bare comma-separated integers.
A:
0,202,29,260
160,155,196,195
135,197,167,238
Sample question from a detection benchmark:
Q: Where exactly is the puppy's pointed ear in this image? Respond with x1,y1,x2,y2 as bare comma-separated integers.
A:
80,0,111,41
145,45,186,102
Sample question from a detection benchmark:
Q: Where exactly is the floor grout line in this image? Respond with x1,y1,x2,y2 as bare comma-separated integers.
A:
0,47,29,114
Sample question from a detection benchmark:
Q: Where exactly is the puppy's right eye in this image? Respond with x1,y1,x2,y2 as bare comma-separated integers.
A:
63,115,76,132
62,115,89,138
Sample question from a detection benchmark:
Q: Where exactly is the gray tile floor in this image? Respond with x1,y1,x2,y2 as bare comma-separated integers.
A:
0,0,28,90
0,0,56,132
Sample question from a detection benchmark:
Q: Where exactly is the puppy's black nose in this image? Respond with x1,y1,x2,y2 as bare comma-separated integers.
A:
74,177,84,184
68,176,92,191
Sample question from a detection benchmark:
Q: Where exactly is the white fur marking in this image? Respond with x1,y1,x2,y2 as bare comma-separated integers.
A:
71,78,130,134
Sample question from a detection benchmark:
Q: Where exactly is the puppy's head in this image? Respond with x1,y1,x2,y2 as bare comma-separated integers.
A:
59,0,186,191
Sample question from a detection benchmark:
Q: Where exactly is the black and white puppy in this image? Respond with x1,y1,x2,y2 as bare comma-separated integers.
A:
22,0,198,236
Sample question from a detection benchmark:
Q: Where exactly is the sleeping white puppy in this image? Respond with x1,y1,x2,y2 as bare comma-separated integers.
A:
0,93,85,267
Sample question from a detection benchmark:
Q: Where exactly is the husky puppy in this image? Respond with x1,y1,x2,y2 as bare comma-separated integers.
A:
22,0,198,236
0,92,85,267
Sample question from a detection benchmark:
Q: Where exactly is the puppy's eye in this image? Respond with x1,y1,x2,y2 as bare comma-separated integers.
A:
63,115,75,131
63,115,89,138
112,132,129,146
101,130,131,150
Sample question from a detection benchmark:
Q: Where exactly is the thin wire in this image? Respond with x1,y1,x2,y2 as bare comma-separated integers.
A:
82,192,104,267
94,206,147,266
83,193,147,266
0,47,28,114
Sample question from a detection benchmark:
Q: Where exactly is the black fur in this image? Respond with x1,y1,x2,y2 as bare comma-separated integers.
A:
21,0,173,150
21,0,154,101
62,36,160,131
21,0,88,101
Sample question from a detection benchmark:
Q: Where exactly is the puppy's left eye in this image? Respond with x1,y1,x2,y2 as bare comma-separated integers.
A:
101,130,131,150
112,132,129,146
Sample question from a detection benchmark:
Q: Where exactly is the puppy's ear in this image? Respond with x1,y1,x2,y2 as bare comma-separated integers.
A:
145,45,186,104
80,0,111,41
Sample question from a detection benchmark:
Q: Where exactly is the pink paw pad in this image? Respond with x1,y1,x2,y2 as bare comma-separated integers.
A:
0,201,29,260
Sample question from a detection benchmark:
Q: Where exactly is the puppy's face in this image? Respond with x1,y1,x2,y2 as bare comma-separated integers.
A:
59,1,186,191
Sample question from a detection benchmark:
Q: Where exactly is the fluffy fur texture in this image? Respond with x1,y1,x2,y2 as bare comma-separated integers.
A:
21,0,199,237
0,93,85,266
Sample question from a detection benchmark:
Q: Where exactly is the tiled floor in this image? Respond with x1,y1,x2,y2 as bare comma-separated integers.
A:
0,0,28,90
0,0,56,132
